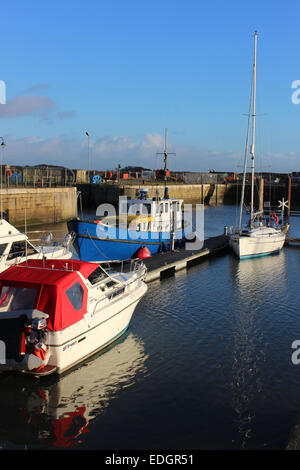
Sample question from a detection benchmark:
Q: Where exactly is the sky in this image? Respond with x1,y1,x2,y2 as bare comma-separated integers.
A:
1,0,300,173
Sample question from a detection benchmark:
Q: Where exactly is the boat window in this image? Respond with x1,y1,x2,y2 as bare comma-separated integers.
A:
0,285,39,312
0,244,7,256
7,241,38,260
106,280,117,288
159,204,163,214
165,203,169,213
88,266,108,285
109,287,125,299
144,204,151,214
66,282,84,311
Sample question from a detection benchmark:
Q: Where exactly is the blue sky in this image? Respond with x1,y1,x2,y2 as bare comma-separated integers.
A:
1,0,300,172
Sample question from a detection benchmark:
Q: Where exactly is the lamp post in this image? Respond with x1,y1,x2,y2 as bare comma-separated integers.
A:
86,131,90,183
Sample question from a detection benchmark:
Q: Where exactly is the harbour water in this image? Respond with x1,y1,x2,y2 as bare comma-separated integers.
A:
1,205,300,451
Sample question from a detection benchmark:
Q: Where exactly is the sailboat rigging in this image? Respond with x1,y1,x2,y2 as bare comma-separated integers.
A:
229,31,288,259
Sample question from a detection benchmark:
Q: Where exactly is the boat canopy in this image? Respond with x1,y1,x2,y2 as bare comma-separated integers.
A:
0,259,98,331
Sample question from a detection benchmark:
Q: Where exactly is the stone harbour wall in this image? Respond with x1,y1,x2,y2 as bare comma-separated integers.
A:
0,187,77,225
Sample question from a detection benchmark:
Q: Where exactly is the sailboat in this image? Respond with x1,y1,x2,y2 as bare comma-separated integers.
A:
229,31,287,259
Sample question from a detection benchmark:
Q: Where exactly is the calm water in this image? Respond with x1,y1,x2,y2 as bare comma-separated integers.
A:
1,206,300,451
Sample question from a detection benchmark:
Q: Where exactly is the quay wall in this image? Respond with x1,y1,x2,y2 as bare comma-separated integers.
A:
77,181,289,209
77,182,233,208
0,187,77,225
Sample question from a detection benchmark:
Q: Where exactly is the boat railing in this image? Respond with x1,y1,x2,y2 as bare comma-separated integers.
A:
100,258,146,277
27,230,76,250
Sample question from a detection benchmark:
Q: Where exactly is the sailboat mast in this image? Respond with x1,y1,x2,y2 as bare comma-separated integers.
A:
238,70,253,232
250,31,257,224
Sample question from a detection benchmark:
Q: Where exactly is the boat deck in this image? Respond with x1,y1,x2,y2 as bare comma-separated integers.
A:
143,234,229,282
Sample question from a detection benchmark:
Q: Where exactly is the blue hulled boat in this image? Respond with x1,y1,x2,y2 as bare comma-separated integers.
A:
68,188,191,262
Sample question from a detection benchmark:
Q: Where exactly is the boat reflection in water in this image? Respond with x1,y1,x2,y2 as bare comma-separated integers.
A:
0,331,148,448
228,252,287,449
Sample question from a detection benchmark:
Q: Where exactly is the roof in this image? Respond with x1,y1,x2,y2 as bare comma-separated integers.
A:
0,259,98,285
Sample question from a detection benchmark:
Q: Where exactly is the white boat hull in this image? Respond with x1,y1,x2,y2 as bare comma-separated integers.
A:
47,281,147,374
229,230,286,259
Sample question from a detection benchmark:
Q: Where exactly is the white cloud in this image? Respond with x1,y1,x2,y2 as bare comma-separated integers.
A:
0,133,295,172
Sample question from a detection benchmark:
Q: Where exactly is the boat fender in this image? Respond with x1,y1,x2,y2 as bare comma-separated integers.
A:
270,212,278,224
137,246,151,259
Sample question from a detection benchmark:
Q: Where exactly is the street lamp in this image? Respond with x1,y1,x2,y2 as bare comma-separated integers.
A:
85,131,90,183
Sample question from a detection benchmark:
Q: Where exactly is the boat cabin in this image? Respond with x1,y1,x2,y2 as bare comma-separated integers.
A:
0,219,41,268
119,189,183,233
0,259,99,331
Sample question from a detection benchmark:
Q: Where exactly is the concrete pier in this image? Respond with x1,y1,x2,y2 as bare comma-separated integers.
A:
143,235,229,282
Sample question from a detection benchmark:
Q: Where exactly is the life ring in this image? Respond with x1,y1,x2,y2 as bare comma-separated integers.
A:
271,212,278,224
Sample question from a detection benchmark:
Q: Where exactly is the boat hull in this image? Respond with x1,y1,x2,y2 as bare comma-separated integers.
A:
229,232,286,259
69,219,185,262
46,281,147,375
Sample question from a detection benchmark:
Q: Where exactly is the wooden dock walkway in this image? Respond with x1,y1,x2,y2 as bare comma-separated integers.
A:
285,237,300,246
143,234,229,282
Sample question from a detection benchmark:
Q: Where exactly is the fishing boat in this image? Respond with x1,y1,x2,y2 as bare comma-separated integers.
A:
0,218,74,272
0,258,147,376
229,31,287,259
68,129,195,262
68,187,188,262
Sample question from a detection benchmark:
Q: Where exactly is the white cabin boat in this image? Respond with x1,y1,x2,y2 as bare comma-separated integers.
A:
0,258,147,376
0,219,74,272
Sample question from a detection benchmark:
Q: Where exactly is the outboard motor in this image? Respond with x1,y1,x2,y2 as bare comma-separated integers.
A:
22,316,49,365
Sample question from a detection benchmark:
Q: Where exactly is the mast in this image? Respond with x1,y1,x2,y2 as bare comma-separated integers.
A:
164,127,168,179
156,128,176,190
250,31,257,226
238,68,253,232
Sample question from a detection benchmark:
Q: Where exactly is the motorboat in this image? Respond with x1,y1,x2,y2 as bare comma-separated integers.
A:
229,31,287,259
0,219,74,272
0,258,147,376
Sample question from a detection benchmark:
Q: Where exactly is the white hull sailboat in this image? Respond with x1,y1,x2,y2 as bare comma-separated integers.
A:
229,31,287,259
230,225,286,259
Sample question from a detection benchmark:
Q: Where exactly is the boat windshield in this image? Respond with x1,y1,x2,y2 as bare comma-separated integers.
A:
0,285,39,312
7,241,39,260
